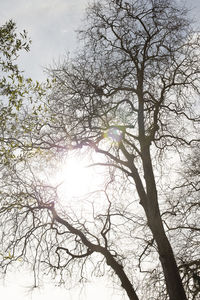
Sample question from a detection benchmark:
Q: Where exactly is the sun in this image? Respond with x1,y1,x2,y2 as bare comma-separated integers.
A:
50,154,102,204
59,158,92,198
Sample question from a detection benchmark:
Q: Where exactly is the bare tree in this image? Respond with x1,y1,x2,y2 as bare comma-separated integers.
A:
1,1,200,300
36,0,199,299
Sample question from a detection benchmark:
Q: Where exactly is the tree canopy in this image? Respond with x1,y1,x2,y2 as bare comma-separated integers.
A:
0,2,200,300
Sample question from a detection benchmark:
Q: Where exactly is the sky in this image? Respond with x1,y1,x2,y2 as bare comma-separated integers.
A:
0,0,90,81
0,0,200,299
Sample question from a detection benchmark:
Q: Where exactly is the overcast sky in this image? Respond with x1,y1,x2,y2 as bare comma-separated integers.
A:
0,0,200,299
0,0,91,81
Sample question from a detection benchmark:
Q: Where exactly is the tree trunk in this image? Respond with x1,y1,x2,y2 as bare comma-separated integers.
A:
149,214,187,300
141,146,187,300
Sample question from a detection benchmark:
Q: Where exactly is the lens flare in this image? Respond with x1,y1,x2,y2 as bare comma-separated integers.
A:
104,127,123,143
